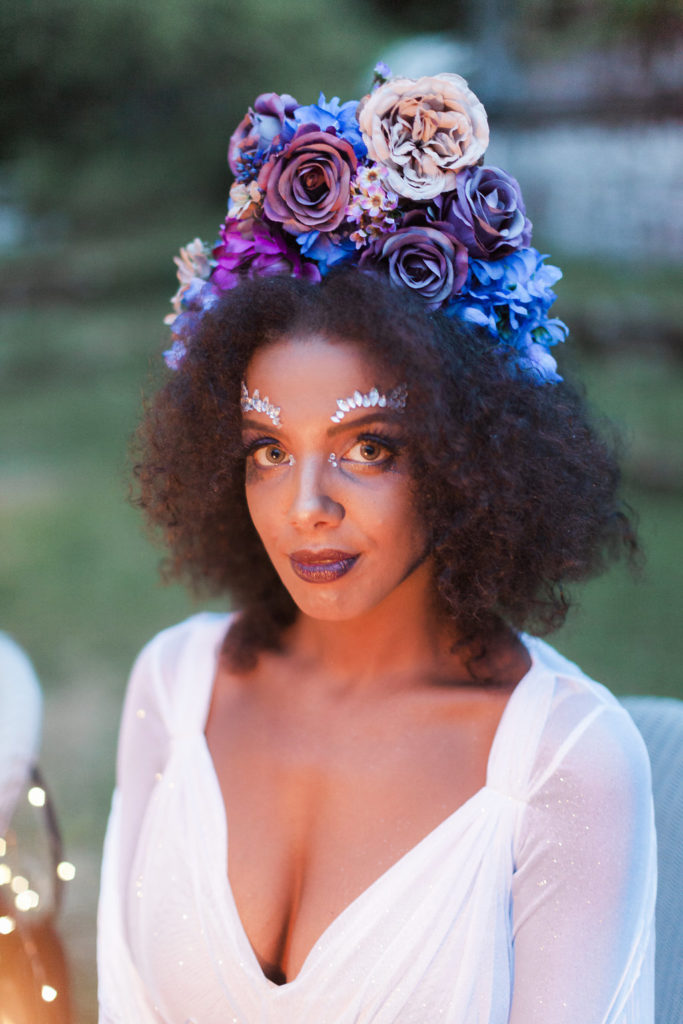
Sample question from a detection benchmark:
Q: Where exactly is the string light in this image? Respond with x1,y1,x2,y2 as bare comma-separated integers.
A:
27,786,46,807
56,860,76,881
15,889,40,912
0,772,76,1016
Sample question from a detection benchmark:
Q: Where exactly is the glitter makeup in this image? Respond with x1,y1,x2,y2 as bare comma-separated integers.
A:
330,383,408,423
240,381,282,427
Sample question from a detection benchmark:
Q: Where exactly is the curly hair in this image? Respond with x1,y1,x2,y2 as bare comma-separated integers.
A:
133,269,638,670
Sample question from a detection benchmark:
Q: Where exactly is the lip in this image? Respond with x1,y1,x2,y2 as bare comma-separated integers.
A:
289,549,359,584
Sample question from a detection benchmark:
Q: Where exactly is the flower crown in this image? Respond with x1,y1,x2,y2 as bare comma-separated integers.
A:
164,64,568,382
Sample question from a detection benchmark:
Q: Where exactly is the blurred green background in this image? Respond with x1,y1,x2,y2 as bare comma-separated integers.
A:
1,0,682,1019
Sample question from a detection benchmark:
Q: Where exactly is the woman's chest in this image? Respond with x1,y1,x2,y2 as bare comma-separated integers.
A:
205,684,510,983
128,728,517,1023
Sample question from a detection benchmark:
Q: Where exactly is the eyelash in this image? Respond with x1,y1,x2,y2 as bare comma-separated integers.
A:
242,432,404,470
343,432,403,468
242,436,288,468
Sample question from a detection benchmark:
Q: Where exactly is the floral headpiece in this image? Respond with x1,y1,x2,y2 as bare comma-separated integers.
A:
164,64,568,382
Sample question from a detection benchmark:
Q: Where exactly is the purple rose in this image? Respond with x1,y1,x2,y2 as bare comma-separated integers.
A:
359,212,468,310
258,125,357,235
212,217,321,289
437,165,532,259
228,92,299,176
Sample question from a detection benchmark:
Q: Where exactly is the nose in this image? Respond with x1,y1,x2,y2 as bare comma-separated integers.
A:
287,456,344,529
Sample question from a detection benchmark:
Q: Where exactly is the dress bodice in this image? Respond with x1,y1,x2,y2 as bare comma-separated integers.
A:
98,613,656,1023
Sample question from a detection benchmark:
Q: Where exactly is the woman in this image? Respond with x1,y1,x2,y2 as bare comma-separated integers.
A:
98,70,656,1023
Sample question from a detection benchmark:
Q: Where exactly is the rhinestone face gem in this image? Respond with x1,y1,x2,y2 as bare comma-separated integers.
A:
240,381,282,427
329,383,407,422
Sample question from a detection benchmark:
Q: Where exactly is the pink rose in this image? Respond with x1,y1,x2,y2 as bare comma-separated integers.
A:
357,73,489,201
258,125,357,235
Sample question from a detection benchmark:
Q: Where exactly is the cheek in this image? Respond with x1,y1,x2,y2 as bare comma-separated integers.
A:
245,480,277,542
365,478,426,547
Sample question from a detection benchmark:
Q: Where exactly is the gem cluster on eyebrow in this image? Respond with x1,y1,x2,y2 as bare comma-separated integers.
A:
240,381,282,427
330,383,408,423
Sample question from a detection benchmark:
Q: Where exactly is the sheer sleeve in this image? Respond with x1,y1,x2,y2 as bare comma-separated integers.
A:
97,627,176,1023
97,614,231,1022
508,695,656,1024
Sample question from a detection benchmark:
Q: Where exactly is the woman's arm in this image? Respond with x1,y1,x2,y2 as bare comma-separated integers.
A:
509,702,656,1023
97,630,173,1024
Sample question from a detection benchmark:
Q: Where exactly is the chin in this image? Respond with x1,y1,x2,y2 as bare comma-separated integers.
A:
283,570,411,624
288,588,370,622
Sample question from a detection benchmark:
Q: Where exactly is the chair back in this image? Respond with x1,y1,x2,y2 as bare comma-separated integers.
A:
620,695,683,1024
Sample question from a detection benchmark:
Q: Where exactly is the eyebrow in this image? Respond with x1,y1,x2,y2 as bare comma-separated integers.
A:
241,416,281,435
327,411,401,437
240,410,401,437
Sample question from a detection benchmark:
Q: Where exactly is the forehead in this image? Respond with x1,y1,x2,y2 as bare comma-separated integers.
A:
244,334,389,422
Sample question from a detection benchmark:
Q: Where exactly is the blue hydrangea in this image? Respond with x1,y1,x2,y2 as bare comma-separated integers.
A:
163,338,188,370
446,248,568,382
296,230,357,275
181,277,219,313
283,94,367,159
163,279,220,368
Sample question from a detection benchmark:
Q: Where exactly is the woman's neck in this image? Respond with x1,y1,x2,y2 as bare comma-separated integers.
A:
283,560,468,693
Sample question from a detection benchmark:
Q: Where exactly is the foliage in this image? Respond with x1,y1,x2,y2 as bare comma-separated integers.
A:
1,0,392,228
2,0,388,150
516,0,683,50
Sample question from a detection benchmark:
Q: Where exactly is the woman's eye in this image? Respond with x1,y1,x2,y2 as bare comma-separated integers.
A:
251,443,288,467
343,438,393,465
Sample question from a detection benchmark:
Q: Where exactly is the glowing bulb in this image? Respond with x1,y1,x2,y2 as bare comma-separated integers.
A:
0,915,15,935
10,875,28,894
57,860,76,881
0,837,6,856
0,865,11,885
41,985,58,1002
28,786,46,807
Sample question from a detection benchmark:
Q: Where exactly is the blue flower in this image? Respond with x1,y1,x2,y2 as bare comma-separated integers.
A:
446,247,568,382
296,229,357,274
163,338,187,370
373,61,392,83
180,277,219,313
283,94,367,159
517,341,562,383
163,279,220,368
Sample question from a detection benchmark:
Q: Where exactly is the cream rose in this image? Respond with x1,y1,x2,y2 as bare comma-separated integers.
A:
357,73,489,201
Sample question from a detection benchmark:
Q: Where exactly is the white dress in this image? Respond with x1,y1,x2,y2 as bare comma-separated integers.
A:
97,613,656,1024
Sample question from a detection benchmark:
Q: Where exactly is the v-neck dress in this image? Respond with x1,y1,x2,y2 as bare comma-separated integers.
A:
97,613,656,1023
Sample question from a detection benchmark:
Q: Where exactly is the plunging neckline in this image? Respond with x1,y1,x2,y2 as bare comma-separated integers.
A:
200,614,539,991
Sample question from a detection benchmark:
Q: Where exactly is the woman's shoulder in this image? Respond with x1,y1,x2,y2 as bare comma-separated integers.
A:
507,636,652,800
523,634,633,717
121,612,235,729
135,610,233,661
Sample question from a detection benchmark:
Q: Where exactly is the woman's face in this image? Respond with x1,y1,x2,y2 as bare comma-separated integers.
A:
241,334,429,621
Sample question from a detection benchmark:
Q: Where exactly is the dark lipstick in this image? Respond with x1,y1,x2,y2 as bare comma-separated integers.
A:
289,549,359,583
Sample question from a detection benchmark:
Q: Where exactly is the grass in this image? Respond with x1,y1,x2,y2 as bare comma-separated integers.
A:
1,227,681,1021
